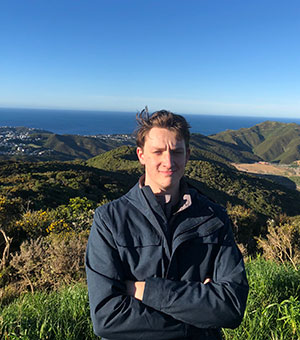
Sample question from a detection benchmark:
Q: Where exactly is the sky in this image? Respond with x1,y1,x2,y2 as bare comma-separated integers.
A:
0,0,300,118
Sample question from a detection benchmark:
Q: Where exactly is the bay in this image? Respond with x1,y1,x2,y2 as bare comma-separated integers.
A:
0,107,299,136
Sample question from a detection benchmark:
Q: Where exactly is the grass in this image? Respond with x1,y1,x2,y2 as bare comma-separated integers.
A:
1,258,300,340
223,257,300,340
0,283,97,340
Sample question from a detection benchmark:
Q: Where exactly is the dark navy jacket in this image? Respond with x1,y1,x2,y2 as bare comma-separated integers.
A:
85,181,249,340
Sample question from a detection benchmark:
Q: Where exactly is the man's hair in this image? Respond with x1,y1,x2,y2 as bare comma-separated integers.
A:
135,108,191,148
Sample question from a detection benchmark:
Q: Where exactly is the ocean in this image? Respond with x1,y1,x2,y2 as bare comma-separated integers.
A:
0,107,300,136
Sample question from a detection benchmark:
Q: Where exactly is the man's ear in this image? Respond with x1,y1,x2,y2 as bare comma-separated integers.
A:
136,147,145,165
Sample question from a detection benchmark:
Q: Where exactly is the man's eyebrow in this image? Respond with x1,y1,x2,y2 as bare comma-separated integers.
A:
151,146,185,151
150,147,165,151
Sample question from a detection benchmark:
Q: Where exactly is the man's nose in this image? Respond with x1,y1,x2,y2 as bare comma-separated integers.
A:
163,151,174,168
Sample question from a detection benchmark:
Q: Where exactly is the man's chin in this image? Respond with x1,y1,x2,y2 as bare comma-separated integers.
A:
160,179,179,192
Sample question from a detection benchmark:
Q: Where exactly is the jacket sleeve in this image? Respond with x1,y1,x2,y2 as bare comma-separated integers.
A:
142,215,249,329
85,208,189,339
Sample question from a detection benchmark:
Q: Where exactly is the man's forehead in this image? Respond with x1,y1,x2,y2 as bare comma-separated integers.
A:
144,127,184,145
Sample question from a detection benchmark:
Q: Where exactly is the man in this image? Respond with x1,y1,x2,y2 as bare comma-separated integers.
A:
85,109,248,340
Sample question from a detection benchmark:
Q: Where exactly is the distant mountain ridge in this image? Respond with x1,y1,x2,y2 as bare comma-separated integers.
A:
211,121,300,164
1,121,300,163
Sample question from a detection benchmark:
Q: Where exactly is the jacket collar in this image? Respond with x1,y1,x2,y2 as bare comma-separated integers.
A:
137,175,192,218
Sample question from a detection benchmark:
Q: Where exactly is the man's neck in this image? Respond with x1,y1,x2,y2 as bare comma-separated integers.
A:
155,189,179,209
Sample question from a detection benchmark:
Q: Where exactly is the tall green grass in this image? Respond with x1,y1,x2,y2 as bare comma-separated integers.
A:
0,283,97,340
223,257,300,340
1,258,299,340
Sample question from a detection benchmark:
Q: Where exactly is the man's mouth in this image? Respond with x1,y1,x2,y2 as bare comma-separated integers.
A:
160,169,175,175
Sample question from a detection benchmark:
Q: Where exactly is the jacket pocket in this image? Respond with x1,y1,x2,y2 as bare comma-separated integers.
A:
115,232,163,280
172,216,224,252
115,230,161,248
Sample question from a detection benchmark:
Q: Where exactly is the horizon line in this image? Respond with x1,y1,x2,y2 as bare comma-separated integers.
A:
0,105,299,120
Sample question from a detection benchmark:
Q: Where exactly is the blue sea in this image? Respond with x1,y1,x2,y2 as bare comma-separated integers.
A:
0,107,300,136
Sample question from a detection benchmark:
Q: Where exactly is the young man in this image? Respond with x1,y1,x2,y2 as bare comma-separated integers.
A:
85,110,248,340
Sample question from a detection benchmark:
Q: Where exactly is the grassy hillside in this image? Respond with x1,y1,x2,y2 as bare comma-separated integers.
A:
86,145,142,174
0,160,136,210
211,121,300,164
0,127,136,162
185,160,300,218
190,133,261,163
41,133,135,160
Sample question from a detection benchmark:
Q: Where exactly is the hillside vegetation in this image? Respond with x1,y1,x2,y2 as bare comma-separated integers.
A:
0,160,136,211
87,145,142,174
211,121,300,164
189,133,261,163
42,133,135,160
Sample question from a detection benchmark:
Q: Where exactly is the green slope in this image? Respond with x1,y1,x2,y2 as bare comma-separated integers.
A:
211,121,300,164
86,145,142,175
43,134,135,160
0,160,136,210
185,160,300,218
190,133,261,163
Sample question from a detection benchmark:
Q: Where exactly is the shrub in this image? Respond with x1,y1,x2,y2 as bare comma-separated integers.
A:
257,216,300,270
226,203,258,255
15,197,96,238
15,209,56,238
9,231,88,294
47,197,96,235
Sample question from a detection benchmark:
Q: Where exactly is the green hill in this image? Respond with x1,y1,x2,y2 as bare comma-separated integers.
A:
211,121,300,164
86,145,142,174
0,160,136,210
42,133,135,160
185,160,300,218
189,133,261,163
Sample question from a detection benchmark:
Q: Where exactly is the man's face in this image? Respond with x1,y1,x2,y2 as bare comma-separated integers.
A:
137,127,190,195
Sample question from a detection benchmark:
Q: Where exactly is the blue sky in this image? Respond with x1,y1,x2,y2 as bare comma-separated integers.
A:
0,0,299,117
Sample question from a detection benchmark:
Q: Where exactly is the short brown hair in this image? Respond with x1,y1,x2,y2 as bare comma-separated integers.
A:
135,108,191,148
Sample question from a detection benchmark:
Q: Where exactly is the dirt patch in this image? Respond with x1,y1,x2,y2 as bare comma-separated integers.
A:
232,162,300,190
232,162,299,176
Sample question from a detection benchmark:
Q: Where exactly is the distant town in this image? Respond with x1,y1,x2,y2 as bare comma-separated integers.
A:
0,126,134,158
0,126,49,157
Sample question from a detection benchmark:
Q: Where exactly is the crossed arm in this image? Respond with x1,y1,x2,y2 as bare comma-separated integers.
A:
126,278,212,301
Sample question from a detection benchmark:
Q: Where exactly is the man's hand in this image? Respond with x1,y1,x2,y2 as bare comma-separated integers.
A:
125,281,145,301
